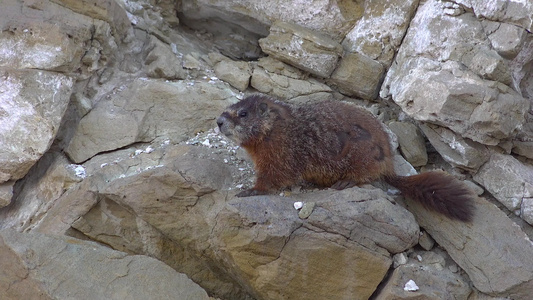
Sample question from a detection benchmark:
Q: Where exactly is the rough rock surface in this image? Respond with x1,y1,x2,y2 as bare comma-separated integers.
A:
382,0,530,146
403,195,533,297
375,254,471,300
0,229,210,300
259,21,343,78
0,0,533,299
388,121,428,167
330,52,385,100
473,153,533,224
19,141,419,300
66,78,238,163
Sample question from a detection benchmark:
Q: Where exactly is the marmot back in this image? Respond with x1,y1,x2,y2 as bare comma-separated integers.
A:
217,94,474,222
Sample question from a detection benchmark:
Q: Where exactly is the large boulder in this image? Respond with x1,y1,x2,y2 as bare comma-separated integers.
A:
0,229,209,300
382,0,529,146
65,78,238,163
402,194,533,298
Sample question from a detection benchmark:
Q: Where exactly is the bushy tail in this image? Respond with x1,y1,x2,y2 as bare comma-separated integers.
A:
385,171,475,222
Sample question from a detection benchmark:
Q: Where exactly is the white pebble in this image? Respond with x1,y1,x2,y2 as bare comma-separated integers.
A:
404,279,419,292
293,202,303,210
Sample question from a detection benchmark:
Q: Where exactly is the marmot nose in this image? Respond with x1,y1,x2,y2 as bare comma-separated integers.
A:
216,116,225,128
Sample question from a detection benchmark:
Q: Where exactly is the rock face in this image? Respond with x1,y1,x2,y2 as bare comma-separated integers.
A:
259,21,343,78
382,0,530,146
1,0,533,299
0,229,210,300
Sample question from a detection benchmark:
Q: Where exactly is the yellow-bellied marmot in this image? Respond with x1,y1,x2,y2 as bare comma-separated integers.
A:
217,94,474,222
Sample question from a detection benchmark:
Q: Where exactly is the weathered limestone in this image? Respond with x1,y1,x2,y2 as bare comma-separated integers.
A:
331,52,385,100
420,123,490,171
454,0,533,32
144,36,186,80
0,229,210,300
382,0,529,146
213,58,252,91
259,21,343,78
65,78,238,163
388,121,428,167
403,195,533,297
474,153,533,224
0,69,73,184
375,259,471,300
177,0,362,40
341,0,419,65
250,60,332,99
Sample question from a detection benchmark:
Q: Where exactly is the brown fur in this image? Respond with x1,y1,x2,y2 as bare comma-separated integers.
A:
217,95,474,222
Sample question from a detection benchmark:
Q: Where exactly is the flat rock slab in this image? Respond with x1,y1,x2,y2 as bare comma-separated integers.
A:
66,78,237,163
0,229,209,300
259,21,343,78
403,194,533,298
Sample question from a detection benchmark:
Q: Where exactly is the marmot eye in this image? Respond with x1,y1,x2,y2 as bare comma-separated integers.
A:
238,111,247,117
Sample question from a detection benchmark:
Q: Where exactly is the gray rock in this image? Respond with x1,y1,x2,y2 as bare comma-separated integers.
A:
214,59,252,91
473,153,533,223
302,188,419,255
418,231,435,251
388,122,428,167
487,22,527,59
256,56,308,79
330,52,385,100
462,49,512,85
0,0,126,74
0,153,87,232
0,182,13,208
420,123,490,171
66,78,237,163
214,188,413,300
382,0,529,146
455,0,533,32
177,0,362,40
342,0,418,65
29,141,421,299
513,113,533,160
0,229,209,300
375,261,471,300
402,194,533,297
259,21,343,78
144,36,186,80
250,64,332,99
0,69,73,185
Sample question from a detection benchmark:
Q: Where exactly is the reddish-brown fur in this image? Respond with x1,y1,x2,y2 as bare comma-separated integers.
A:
217,95,474,222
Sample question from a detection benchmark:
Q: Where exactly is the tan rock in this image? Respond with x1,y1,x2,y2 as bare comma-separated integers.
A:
403,194,533,297
388,122,428,167
331,52,385,100
259,21,343,78
251,65,332,99
66,78,238,163
0,229,210,300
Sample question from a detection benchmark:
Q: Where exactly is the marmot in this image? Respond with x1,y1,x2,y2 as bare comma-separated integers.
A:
217,94,474,222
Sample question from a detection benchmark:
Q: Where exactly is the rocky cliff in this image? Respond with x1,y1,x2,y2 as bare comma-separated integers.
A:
1,0,532,299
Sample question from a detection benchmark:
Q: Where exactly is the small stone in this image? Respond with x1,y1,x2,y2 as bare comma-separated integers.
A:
298,202,315,219
418,231,435,251
388,121,428,167
404,279,419,292
330,52,386,100
393,253,408,268
293,201,303,210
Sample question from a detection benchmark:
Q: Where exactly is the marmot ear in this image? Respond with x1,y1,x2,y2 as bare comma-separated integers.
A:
258,102,269,116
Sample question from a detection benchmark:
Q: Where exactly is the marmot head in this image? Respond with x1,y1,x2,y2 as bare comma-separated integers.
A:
217,94,290,147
